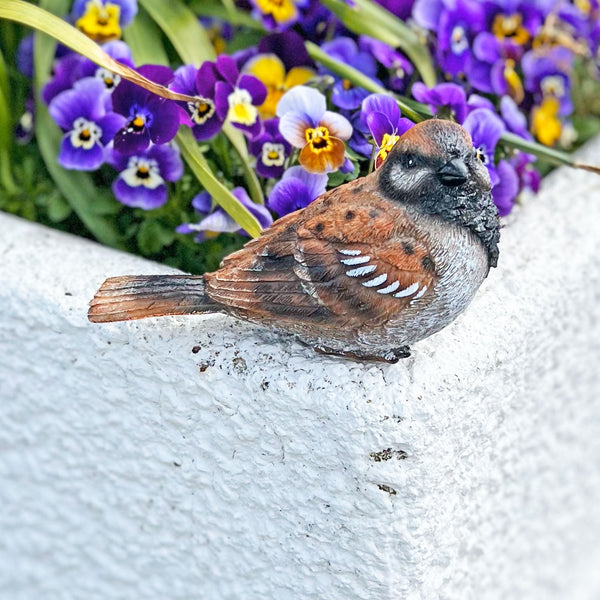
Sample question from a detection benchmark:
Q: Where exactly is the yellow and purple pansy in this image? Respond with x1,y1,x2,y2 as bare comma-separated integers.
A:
71,0,138,42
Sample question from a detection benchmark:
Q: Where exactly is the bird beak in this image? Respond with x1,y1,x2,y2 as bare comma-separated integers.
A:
437,158,468,187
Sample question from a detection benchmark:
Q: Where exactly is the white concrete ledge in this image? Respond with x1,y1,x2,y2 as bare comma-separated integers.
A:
1,138,600,599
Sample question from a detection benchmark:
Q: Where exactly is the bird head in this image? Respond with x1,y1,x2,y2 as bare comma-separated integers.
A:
378,118,500,267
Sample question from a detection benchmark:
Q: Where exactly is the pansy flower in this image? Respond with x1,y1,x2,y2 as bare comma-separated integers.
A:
177,188,273,240
359,36,414,93
77,40,135,93
214,56,267,137
267,166,328,217
463,108,506,186
171,62,224,142
277,85,352,173
320,37,379,110
249,0,309,30
491,159,520,217
244,54,314,119
111,64,180,155
248,118,291,179
360,94,414,168
108,143,183,209
42,52,86,105
71,0,138,43
48,78,124,170
413,0,484,77
500,96,531,140
411,82,467,123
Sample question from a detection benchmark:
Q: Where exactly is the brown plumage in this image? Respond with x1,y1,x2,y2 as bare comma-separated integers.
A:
89,119,500,362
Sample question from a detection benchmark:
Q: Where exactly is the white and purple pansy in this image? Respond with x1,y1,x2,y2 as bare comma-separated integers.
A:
171,62,224,141
108,143,183,210
77,40,135,93
213,55,267,137
276,85,352,174
111,64,180,155
48,78,125,171
177,187,273,240
248,118,291,179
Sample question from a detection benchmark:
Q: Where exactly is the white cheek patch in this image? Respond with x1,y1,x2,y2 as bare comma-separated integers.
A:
412,285,427,299
338,249,362,256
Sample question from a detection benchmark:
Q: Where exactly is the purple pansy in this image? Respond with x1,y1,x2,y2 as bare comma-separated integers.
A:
248,118,291,179
412,82,467,123
108,143,183,209
360,94,414,167
267,166,328,217
413,0,485,77
77,40,135,93
511,151,541,195
213,55,267,137
111,64,180,155
500,96,531,139
276,85,352,173
42,53,87,105
48,78,124,170
359,36,414,92
374,0,416,20
320,37,379,110
257,31,315,71
463,108,506,187
171,62,224,141
522,47,574,116
177,187,273,240
491,159,519,217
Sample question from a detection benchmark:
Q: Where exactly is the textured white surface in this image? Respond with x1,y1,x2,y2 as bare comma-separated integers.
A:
1,140,600,600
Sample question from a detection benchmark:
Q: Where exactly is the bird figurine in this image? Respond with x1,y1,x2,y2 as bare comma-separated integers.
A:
88,119,500,363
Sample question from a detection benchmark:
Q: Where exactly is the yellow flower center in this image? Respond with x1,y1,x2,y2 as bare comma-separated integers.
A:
377,133,400,165
342,79,353,91
492,13,530,45
262,142,286,167
188,98,216,125
575,0,591,14
254,0,298,24
532,97,561,147
132,116,145,130
305,126,332,153
75,1,122,43
503,59,524,104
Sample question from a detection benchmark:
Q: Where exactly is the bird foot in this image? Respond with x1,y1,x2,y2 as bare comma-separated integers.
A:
313,345,411,363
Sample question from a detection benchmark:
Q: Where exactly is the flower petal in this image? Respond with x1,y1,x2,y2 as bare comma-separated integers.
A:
320,111,352,141
299,136,346,173
279,111,311,148
492,159,519,217
276,85,325,123
113,177,168,209
58,134,104,170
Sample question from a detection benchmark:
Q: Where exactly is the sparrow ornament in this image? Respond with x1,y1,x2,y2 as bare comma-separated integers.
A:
89,119,500,363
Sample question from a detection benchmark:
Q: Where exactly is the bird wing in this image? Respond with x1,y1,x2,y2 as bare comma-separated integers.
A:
204,188,437,328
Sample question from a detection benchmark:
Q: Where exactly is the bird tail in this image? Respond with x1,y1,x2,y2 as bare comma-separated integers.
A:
88,275,219,323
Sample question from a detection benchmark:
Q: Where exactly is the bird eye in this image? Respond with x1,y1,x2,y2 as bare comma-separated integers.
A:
404,155,417,168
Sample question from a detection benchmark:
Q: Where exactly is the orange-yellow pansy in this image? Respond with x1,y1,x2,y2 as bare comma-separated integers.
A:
76,1,122,42
532,97,561,146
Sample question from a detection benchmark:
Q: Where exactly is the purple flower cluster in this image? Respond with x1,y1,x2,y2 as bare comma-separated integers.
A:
22,0,598,245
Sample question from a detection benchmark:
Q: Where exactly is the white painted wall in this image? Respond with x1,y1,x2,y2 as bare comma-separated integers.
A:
1,138,599,600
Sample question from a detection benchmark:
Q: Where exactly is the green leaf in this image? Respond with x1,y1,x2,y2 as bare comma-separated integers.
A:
0,46,18,193
28,1,125,248
46,193,73,222
137,220,176,254
177,127,262,238
138,0,215,65
121,5,170,65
